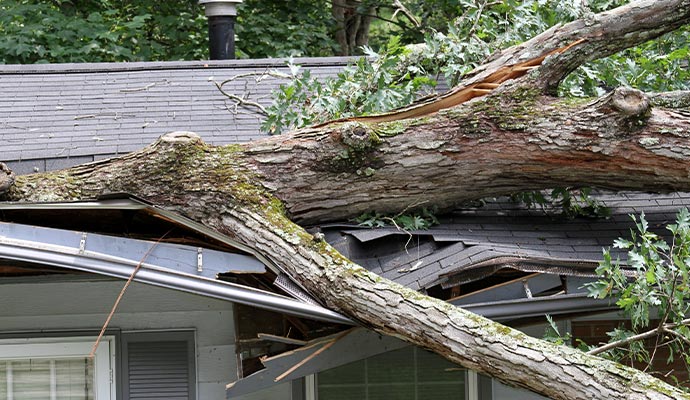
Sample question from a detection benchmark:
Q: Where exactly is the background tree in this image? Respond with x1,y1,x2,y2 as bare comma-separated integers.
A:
0,0,208,63
235,0,339,58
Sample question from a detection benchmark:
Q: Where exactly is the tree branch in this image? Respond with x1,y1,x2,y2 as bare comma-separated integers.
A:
663,326,690,348
391,0,420,28
471,0,690,94
212,70,293,117
230,85,690,224
588,318,690,356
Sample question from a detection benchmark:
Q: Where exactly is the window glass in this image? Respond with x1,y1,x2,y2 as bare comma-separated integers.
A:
0,337,111,400
0,358,94,400
317,386,366,400
318,359,364,385
367,348,414,384
317,347,465,400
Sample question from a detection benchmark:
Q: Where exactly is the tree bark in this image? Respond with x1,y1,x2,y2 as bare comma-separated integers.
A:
3,1,690,399
332,0,375,56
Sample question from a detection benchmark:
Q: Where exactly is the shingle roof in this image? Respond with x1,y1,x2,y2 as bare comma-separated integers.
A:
1,57,354,174
322,192,688,291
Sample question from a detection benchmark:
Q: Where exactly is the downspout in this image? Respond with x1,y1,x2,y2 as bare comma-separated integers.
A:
199,0,243,60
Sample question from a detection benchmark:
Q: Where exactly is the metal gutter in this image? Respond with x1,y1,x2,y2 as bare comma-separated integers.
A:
460,292,617,322
0,195,331,310
0,221,266,279
0,231,352,325
0,197,281,275
0,195,328,309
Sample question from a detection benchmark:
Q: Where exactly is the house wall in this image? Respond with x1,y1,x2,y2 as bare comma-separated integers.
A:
0,276,237,399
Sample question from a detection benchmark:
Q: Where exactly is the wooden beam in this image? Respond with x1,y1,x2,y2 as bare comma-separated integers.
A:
257,333,308,346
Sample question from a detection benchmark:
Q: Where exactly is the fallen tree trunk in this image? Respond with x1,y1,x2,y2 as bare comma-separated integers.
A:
4,131,688,400
3,0,690,399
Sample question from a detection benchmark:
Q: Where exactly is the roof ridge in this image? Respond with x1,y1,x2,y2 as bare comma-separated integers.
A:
0,57,359,75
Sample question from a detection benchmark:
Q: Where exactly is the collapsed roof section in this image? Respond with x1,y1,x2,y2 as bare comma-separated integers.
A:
0,195,351,325
321,191,688,323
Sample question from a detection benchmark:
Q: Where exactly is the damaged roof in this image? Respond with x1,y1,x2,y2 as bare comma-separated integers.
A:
2,57,687,323
0,196,352,325
322,191,686,292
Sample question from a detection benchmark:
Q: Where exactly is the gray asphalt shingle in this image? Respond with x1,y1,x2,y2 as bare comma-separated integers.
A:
1,57,355,171
326,193,690,290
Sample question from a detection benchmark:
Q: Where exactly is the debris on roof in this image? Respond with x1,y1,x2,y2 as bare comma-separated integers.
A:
321,191,688,323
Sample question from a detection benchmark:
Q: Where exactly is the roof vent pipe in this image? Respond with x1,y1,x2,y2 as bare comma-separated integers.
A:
199,0,242,60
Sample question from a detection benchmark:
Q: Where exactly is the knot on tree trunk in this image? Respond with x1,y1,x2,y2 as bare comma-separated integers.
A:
340,122,377,151
609,87,650,116
592,87,651,132
159,131,203,145
0,162,15,196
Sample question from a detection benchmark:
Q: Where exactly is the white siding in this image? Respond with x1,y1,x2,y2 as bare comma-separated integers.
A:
0,277,237,399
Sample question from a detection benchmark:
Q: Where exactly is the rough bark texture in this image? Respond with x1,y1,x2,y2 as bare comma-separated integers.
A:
4,132,688,400
237,85,690,224
332,0,375,56
3,1,690,399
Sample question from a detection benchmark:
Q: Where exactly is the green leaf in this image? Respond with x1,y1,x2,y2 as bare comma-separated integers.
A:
613,238,633,249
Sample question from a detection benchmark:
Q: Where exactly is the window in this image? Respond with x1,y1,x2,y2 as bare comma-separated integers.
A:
317,347,465,400
0,336,114,400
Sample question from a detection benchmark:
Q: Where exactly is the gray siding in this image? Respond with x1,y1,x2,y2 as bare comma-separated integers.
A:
0,277,236,399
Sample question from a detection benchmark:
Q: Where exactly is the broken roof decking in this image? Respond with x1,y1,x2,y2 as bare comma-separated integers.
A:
323,192,688,292
0,57,353,174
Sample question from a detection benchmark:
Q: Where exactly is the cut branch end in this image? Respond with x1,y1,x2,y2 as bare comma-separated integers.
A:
0,163,15,195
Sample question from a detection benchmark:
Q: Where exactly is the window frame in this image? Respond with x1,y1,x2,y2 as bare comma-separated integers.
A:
0,335,116,400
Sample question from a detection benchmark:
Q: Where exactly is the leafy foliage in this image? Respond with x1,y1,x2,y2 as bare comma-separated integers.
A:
263,0,689,133
235,0,338,58
561,29,690,97
510,188,611,219
0,1,208,64
262,37,436,134
543,315,572,346
353,207,439,231
263,0,563,132
585,209,690,375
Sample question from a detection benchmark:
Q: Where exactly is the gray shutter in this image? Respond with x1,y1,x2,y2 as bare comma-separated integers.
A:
122,332,196,400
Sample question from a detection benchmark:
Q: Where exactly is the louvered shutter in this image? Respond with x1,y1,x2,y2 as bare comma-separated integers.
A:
122,332,195,400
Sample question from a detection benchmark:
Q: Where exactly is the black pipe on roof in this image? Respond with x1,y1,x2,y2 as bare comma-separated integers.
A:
208,15,235,60
199,0,241,60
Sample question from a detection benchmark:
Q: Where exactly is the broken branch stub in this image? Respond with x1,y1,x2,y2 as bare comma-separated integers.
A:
0,163,15,195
